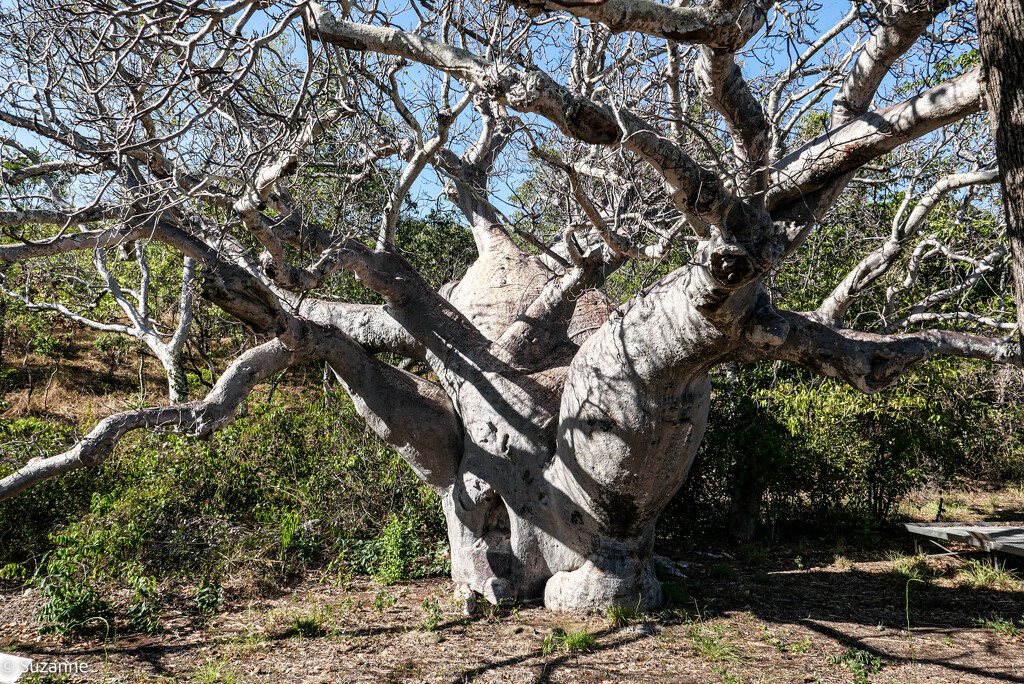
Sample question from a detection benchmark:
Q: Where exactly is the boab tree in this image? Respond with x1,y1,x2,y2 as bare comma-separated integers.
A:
0,0,1020,611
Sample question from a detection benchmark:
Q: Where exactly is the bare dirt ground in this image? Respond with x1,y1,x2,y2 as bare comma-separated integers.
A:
3,537,1024,684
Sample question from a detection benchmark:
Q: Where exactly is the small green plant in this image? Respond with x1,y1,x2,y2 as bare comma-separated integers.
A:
419,596,443,632
942,636,954,647
542,627,597,654
760,624,785,651
372,590,397,611
828,647,884,684
789,637,811,653
541,628,564,655
195,578,223,615
793,556,805,570
606,602,640,627
974,615,1022,639
126,574,161,635
957,559,1022,590
689,623,742,663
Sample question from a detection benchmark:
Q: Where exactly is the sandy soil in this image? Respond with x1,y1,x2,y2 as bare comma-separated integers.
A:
3,545,1023,684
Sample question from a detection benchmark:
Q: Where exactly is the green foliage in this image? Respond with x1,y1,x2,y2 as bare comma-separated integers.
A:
372,590,397,611
973,615,1022,639
666,356,1024,539
193,658,239,684
688,623,741,663
828,647,885,684
93,333,134,376
126,574,161,634
419,596,442,632
35,545,112,634
342,511,450,585
284,613,327,638
195,577,224,615
0,418,100,565
313,210,476,305
888,553,936,584
558,628,598,653
1,389,449,630
605,603,640,627
760,625,811,653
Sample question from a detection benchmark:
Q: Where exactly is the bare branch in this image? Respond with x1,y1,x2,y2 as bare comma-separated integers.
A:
0,339,309,502
817,169,1000,323
507,0,767,49
770,68,984,230
736,308,1021,395
832,0,950,128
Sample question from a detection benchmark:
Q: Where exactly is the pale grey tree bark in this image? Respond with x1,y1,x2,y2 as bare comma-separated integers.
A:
0,0,1019,613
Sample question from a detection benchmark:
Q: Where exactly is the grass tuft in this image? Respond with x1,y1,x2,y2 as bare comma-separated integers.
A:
606,603,640,628
956,559,1022,590
887,552,935,583
689,623,742,663
542,627,598,654
284,613,327,638
193,659,239,684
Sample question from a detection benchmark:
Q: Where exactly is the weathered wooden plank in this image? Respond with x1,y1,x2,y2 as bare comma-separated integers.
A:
904,522,1024,558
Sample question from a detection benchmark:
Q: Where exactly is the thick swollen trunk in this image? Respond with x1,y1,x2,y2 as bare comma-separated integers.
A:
978,0,1024,334
434,258,756,611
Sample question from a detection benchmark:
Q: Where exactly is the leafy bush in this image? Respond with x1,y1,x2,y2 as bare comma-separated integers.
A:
666,358,1024,540
1,388,450,628
0,418,102,566
35,545,112,634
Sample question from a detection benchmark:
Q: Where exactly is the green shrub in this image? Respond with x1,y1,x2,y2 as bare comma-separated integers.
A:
1,388,451,630
195,578,223,615
665,358,1024,540
35,546,112,634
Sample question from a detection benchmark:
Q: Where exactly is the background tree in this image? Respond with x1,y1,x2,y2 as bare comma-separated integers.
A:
0,0,1020,612
977,0,1024,337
